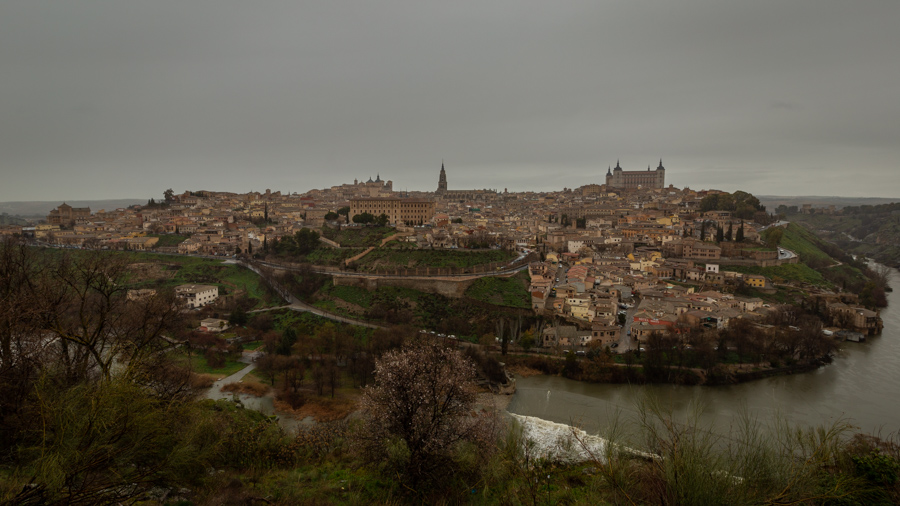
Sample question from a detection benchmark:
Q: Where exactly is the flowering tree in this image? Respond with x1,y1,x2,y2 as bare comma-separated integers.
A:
357,344,499,483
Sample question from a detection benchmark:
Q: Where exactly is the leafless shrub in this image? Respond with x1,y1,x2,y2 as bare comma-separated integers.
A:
355,343,502,486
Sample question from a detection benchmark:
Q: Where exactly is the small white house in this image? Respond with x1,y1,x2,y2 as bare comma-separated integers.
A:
705,264,719,274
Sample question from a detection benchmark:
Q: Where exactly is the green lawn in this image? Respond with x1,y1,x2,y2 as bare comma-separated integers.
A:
465,273,531,309
322,282,375,308
174,352,247,376
147,234,189,248
722,263,828,286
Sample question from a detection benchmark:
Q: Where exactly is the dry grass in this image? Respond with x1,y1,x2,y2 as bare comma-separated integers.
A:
221,380,270,397
126,262,175,283
507,363,544,378
274,392,360,422
190,373,217,389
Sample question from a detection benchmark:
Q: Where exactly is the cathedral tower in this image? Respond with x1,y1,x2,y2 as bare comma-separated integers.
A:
437,161,447,193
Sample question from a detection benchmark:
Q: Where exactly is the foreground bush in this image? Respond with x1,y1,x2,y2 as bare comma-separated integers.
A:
355,344,503,493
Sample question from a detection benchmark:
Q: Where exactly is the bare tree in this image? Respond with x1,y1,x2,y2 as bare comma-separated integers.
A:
869,262,892,291
43,252,184,383
356,344,501,485
0,239,48,447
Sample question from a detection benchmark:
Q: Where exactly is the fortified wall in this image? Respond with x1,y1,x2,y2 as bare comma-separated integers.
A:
333,273,491,298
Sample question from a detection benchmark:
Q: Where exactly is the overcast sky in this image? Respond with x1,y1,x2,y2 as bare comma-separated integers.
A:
2,1,898,202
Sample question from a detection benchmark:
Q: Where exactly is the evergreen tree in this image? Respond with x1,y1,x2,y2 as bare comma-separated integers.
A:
736,220,745,242
725,222,733,241
277,327,298,355
716,225,724,243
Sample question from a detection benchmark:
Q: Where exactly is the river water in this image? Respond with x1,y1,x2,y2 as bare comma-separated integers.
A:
508,268,900,437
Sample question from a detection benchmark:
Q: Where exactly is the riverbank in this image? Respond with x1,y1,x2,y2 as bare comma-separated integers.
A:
501,352,833,387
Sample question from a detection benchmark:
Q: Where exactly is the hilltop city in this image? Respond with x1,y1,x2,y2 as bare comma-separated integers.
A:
1,161,881,348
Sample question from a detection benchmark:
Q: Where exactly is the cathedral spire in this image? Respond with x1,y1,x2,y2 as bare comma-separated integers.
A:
437,160,448,192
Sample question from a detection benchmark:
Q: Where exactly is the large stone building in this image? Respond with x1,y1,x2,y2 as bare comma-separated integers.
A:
349,196,435,226
48,203,91,227
175,284,219,309
605,160,666,189
435,162,496,201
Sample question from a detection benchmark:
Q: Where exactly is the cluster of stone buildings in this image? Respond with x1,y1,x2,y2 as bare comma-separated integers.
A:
0,161,786,265
528,249,775,350
0,160,880,341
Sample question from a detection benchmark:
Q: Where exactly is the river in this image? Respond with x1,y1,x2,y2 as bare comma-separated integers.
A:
508,268,900,437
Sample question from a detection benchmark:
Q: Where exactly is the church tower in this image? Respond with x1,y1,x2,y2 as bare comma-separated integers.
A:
437,161,447,193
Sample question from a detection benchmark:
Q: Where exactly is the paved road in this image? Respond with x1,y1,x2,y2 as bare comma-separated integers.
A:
778,248,797,260
284,300,387,329
618,301,640,352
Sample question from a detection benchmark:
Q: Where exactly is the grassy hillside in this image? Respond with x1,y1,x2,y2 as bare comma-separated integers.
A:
777,222,872,291
722,262,828,286
779,223,838,268
464,271,531,309
147,233,188,248
790,208,900,268
314,278,534,338
124,252,277,308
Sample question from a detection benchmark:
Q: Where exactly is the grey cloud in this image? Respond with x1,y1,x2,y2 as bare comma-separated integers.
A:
1,0,899,201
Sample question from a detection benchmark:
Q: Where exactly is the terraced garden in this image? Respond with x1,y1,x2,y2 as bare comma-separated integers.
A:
319,226,396,247
354,248,516,270
301,246,366,266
